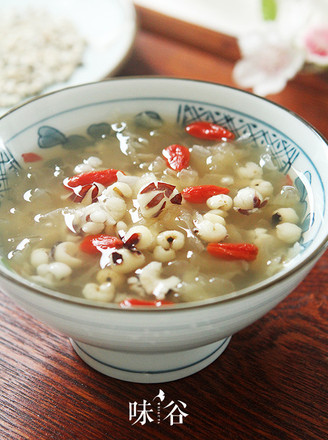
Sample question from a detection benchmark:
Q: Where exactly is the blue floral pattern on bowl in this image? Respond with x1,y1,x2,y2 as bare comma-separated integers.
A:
0,148,21,198
176,103,300,174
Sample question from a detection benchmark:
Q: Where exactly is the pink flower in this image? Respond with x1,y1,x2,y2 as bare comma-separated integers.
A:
233,30,305,96
233,0,328,95
304,27,328,65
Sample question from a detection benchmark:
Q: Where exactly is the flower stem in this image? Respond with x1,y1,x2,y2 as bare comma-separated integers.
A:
261,0,277,21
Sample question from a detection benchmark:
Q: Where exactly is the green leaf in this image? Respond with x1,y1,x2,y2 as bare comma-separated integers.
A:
261,0,277,21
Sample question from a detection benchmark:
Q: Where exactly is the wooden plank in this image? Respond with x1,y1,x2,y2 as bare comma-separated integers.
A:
134,4,241,61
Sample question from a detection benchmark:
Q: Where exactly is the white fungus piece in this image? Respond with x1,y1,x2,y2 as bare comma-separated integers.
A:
36,262,72,282
138,262,180,300
74,163,93,174
272,207,299,225
237,162,263,180
53,241,82,268
251,228,276,249
221,176,234,186
177,168,199,187
157,230,185,250
124,225,154,250
30,248,50,268
273,185,300,207
82,282,115,302
63,231,81,243
254,227,268,236
286,242,303,260
148,156,167,173
107,248,146,274
265,257,285,277
153,246,176,263
74,156,103,174
233,187,263,211
85,156,103,169
225,224,243,242
127,276,146,296
191,144,211,159
276,223,302,244
260,153,277,171
250,179,274,198
194,218,227,243
206,194,233,211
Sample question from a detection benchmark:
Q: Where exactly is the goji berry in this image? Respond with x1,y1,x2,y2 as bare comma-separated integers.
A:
22,152,43,163
64,169,122,189
185,121,235,140
284,174,293,186
120,298,174,308
207,242,258,261
80,234,124,254
182,185,229,203
162,144,190,171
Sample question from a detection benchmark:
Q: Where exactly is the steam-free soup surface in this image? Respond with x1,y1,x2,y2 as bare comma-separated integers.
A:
0,114,304,305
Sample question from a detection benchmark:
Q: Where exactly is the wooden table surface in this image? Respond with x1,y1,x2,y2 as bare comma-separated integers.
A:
1,6,327,440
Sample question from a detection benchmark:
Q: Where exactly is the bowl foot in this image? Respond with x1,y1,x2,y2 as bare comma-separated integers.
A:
70,337,231,383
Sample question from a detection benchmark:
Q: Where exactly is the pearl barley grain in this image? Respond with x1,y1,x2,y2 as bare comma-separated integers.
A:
0,9,86,107
276,223,302,244
272,207,299,225
206,194,232,210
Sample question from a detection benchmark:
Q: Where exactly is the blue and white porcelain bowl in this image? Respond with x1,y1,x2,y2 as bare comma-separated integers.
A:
0,78,327,383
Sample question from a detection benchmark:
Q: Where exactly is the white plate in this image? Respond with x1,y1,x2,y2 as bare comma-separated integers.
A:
134,0,263,37
0,0,137,114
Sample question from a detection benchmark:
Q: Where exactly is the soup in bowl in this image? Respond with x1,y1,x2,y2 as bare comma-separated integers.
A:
0,78,327,383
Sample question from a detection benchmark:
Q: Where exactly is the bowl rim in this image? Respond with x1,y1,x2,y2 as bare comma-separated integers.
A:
0,76,327,312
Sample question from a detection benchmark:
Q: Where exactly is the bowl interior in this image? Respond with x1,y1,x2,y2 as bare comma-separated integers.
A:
0,78,327,306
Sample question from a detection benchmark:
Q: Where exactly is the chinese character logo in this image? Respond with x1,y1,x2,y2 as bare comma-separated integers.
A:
129,400,154,426
129,390,188,425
